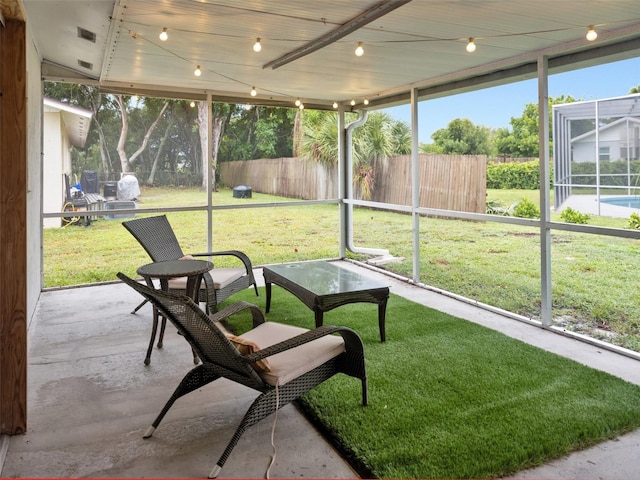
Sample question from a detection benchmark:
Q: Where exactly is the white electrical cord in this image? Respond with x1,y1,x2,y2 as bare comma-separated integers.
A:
265,381,280,478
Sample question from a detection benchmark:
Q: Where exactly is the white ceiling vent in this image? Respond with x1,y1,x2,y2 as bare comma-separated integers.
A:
78,59,93,70
77,26,96,43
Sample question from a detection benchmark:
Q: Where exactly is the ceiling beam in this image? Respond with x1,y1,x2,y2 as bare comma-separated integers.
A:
263,0,412,70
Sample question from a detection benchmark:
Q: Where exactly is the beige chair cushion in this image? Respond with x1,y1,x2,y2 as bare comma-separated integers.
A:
224,333,271,372
167,267,246,290
242,323,345,386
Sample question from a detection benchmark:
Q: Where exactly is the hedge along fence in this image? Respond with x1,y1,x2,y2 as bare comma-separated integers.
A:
220,154,487,213
486,159,554,189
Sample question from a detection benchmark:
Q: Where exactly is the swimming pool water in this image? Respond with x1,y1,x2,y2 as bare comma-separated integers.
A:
600,196,640,209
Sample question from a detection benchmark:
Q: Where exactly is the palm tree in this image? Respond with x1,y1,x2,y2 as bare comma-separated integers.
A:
298,110,410,200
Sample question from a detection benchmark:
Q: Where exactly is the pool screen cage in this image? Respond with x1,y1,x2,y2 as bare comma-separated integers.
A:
553,94,640,212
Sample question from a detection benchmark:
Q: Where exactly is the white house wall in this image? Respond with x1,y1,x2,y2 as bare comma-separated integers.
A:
572,122,640,163
26,22,43,321
42,112,69,228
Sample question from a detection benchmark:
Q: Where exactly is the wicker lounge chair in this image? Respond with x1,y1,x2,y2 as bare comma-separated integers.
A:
123,215,258,364
117,272,368,478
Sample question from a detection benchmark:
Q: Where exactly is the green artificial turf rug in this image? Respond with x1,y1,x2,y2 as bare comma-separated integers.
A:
221,288,640,479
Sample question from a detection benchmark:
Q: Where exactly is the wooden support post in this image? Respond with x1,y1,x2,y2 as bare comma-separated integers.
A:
0,17,28,435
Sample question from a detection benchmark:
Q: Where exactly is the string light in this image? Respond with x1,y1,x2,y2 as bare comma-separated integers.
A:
363,98,369,105
194,65,202,76
466,38,476,53
253,38,262,52
250,86,257,96
332,101,338,109
355,42,364,57
298,102,304,110
586,25,598,41
159,27,168,41
350,99,356,106
295,98,301,106
189,101,195,107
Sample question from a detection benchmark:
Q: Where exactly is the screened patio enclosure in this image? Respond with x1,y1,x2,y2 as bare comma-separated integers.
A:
553,94,640,213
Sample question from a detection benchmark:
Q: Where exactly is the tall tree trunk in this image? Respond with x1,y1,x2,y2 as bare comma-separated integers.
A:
114,95,131,173
115,95,168,174
248,107,258,158
88,91,112,176
197,102,208,190
211,117,222,191
147,119,172,185
95,120,112,176
128,102,168,165
292,108,303,157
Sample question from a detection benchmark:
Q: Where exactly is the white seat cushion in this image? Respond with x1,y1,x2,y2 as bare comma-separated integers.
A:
167,267,246,290
242,322,345,386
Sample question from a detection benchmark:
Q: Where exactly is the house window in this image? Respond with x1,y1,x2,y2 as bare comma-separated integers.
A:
599,146,610,161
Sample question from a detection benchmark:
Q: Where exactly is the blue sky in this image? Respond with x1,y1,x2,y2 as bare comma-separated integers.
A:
382,57,640,144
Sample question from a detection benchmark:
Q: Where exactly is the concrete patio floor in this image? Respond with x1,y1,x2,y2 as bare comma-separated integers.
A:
2,260,639,479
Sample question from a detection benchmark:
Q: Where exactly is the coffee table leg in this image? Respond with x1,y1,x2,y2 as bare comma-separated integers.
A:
265,282,272,313
378,299,388,342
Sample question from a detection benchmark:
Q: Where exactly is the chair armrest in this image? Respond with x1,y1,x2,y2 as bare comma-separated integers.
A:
208,300,266,328
190,250,253,272
244,325,364,364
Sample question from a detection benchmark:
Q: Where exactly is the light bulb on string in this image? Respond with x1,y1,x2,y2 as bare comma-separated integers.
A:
363,98,369,105
295,98,301,107
350,99,356,106
194,65,202,77
298,103,304,110
586,26,598,41
250,86,257,97
332,101,338,109
159,27,168,41
253,38,262,52
466,38,476,53
355,42,364,57
189,101,195,108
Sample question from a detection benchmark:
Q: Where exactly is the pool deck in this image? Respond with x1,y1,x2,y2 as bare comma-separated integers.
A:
555,194,640,218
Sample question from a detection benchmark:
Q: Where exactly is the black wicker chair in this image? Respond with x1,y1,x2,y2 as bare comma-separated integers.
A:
123,215,258,364
117,272,368,479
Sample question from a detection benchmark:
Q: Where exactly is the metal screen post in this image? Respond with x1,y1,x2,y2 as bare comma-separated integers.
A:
538,55,552,328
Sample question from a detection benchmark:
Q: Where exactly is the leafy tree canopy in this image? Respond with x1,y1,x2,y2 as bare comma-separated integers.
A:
428,118,494,155
495,95,579,157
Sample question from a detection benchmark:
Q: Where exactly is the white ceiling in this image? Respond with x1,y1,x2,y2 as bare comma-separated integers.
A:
19,0,640,109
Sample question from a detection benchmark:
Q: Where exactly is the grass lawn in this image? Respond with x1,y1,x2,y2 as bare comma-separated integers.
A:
221,287,640,479
43,186,640,352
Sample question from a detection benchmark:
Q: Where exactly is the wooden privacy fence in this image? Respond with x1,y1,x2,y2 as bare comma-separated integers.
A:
219,154,486,213
220,157,338,200
372,154,486,213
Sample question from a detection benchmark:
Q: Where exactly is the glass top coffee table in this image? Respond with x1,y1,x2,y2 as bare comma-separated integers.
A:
262,261,390,342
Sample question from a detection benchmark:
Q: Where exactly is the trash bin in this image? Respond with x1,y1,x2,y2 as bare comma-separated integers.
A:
103,182,117,200
233,185,252,198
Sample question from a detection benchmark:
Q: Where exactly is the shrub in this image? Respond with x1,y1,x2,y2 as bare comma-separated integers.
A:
486,200,516,216
513,197,540,218
627,212,640,230
560,206,590,224
486,160,553,190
